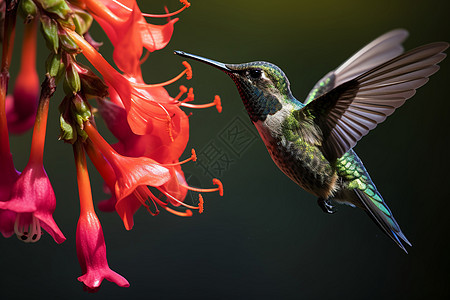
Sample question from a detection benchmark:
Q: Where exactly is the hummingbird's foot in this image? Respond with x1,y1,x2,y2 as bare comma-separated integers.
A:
317,198,336,214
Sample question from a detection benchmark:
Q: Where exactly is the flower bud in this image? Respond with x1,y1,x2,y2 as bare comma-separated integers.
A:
73,63,108,98
72,93,91,126
63,64,81,94
18,0,38,23
46,53,65,79
36,0,71,20
59,31,80,54
40,15,59,53
59,98,77,143
73,9,93,35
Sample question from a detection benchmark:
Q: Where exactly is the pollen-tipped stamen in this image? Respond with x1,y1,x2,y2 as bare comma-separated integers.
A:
157,188,202,211
198,194,204,214
173,85,188,101
164,207,193,217
181,95,222,113
163,149,197,167
141,0,191,18
133,61,192,88
180,178,224,196
14,214,42,243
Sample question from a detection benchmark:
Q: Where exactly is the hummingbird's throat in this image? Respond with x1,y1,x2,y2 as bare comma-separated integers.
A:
230,74,282,122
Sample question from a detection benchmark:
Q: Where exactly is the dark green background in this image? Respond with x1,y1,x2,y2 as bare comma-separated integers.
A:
2,0,450,299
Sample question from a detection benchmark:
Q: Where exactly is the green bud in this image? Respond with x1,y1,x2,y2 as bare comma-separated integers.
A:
63,64,81,94
45,53,65,79
73,10,93,35
72,93,92,124
75,62,109,98
40,15,59,53
59,31,80,54
76,125,88,141
18,0,38,23
36,0,72,20
59,113,77,143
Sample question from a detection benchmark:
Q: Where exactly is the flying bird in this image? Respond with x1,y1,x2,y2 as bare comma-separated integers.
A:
175,30,448,252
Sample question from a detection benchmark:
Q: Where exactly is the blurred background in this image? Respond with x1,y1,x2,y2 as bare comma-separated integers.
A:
2,0,450,298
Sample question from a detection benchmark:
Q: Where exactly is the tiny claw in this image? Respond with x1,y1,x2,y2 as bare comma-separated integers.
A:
317,198,336,214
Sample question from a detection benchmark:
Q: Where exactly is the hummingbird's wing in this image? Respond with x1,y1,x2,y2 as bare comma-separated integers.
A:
304,29,409,105
300,42,448,161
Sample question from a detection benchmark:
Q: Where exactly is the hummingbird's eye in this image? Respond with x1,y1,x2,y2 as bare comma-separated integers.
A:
248,69,262,79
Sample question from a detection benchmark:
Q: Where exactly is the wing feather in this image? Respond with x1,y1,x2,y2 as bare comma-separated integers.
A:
305,29,409,104
302,42,448,161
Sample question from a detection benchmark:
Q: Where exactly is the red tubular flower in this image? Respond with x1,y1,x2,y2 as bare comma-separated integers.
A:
0,77,65,243
83,0,180,76
74,141,129,292
84,121,173,229
5,19,39,134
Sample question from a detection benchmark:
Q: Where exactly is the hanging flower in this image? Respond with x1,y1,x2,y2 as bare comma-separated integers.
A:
82,0,188,76
74,141,129,292
0,0,223,292
5,19,39,134
0,76,65,243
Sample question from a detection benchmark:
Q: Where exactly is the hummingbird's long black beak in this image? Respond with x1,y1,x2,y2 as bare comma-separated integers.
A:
174,50,234,73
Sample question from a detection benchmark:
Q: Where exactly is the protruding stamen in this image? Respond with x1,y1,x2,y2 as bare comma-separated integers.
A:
158,189,200,211
180,95,222,113
163,149,197,166
164,207,193,217
14,214,42,243
141,0,191,18
173,85,188,101
198,194,204,214
132,61,192,88
183,61,192,80
180,178,224,196
212,178,224,196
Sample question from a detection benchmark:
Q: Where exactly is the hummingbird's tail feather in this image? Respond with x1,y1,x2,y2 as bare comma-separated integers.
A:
336,150,411,252
353,188,411,253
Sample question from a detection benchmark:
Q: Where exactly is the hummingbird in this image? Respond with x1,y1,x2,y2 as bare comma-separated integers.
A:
174,29,448,252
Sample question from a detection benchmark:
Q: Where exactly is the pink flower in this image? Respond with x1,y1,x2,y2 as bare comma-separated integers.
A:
0,143,20,238
0,162,65,243
76,210,130,292
74,141,129,292
0,74,64,243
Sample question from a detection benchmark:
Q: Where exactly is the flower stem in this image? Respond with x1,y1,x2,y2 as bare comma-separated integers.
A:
1,0,18,74
66,29,122,87
0,0,18,168
84,121,119,165
73,140,95,214
28,75,56,165
19,19,37,75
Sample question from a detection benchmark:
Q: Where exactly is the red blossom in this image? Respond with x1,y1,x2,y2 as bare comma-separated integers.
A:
83,0,179,76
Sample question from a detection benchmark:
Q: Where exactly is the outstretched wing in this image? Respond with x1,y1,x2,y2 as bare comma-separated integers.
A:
304,29,409,105
301,42,448,161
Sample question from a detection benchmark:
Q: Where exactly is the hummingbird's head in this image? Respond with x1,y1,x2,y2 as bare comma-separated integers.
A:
174,51,293,122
